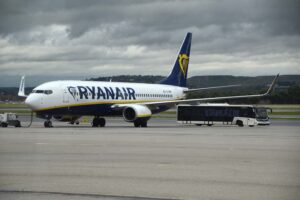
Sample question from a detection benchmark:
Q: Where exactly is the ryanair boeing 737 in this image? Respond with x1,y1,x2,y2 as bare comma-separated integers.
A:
18,33,279,127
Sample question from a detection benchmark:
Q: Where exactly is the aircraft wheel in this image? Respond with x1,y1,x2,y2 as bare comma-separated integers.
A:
134,120,147,128
44,121,52,128
99,118,106,127
140,120,147,127
92,118,99,127
92,117,105,127
134,121,140,127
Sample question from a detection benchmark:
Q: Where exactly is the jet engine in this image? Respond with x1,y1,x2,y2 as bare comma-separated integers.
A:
122,105,152,122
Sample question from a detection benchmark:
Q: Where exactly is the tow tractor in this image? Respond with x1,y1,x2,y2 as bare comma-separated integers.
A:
0,113,21,127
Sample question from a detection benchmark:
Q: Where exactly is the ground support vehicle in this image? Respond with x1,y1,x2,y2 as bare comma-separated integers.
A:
0,113,21,127
177,104,270,127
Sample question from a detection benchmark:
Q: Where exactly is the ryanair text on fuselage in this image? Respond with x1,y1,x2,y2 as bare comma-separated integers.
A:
68,86,136,100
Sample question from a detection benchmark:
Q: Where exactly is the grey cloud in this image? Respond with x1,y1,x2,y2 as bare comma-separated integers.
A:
2,0,299,37
0,0,299,87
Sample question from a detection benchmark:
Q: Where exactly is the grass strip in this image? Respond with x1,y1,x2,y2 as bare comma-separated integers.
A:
269,112,300,115
0,103,27,108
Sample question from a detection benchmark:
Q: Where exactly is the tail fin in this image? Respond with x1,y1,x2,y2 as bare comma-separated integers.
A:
159,32,192,87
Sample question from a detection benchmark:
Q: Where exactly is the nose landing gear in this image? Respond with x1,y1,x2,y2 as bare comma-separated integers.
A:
44,120,53,128
44,115,53,128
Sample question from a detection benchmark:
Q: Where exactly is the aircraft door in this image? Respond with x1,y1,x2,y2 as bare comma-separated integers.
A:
63,88,69,103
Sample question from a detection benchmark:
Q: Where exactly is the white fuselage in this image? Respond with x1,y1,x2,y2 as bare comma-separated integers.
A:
25,80,186,116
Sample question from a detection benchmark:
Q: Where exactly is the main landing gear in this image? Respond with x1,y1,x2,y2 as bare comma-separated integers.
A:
92,117,106,127
133,119,148,127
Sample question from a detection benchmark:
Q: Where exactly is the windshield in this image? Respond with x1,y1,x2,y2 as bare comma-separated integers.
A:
256,108,269,119
31,90,53,95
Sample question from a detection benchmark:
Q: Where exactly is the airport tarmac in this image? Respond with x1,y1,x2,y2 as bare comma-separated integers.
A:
0,118,300,200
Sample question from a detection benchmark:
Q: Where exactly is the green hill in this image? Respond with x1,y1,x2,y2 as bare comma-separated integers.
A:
1,75,299,103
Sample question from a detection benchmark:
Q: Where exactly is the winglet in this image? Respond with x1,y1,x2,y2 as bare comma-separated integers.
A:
265,74,279,95
18,76,27,97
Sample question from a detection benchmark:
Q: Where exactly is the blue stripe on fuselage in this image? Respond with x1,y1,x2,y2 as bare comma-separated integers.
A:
36,104,172,118
37,104,121,117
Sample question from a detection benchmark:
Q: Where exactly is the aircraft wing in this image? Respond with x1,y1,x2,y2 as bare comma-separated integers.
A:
183,84,241,93
112,74,279,109
146,74,279,107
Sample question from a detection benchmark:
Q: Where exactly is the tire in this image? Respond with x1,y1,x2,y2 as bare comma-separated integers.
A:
44,121,52,128
1,123,8,128
92,118,99,127
237,120,244,127
15,120,21,127
140,120,147,127
99,118,106,127
134,121,140,127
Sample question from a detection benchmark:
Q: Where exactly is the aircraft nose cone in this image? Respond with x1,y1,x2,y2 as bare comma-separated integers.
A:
25,95,32,108
25,95,38,110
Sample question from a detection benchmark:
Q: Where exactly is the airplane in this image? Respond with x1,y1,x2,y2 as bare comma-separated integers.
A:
18,32,279,128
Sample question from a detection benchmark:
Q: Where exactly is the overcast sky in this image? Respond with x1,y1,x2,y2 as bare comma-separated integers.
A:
0,0,299,86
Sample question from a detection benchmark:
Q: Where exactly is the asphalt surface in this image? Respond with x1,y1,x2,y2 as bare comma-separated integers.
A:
0,118,300,200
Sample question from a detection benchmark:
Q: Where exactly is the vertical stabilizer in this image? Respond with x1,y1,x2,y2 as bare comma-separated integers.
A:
159,32,192,87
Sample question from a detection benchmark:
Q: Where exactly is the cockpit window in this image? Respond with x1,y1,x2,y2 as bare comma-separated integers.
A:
44,90,53,94
31,90,53,95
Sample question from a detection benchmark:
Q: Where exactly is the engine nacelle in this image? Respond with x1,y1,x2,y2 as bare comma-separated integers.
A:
53,115,80,122
123,105,152,122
